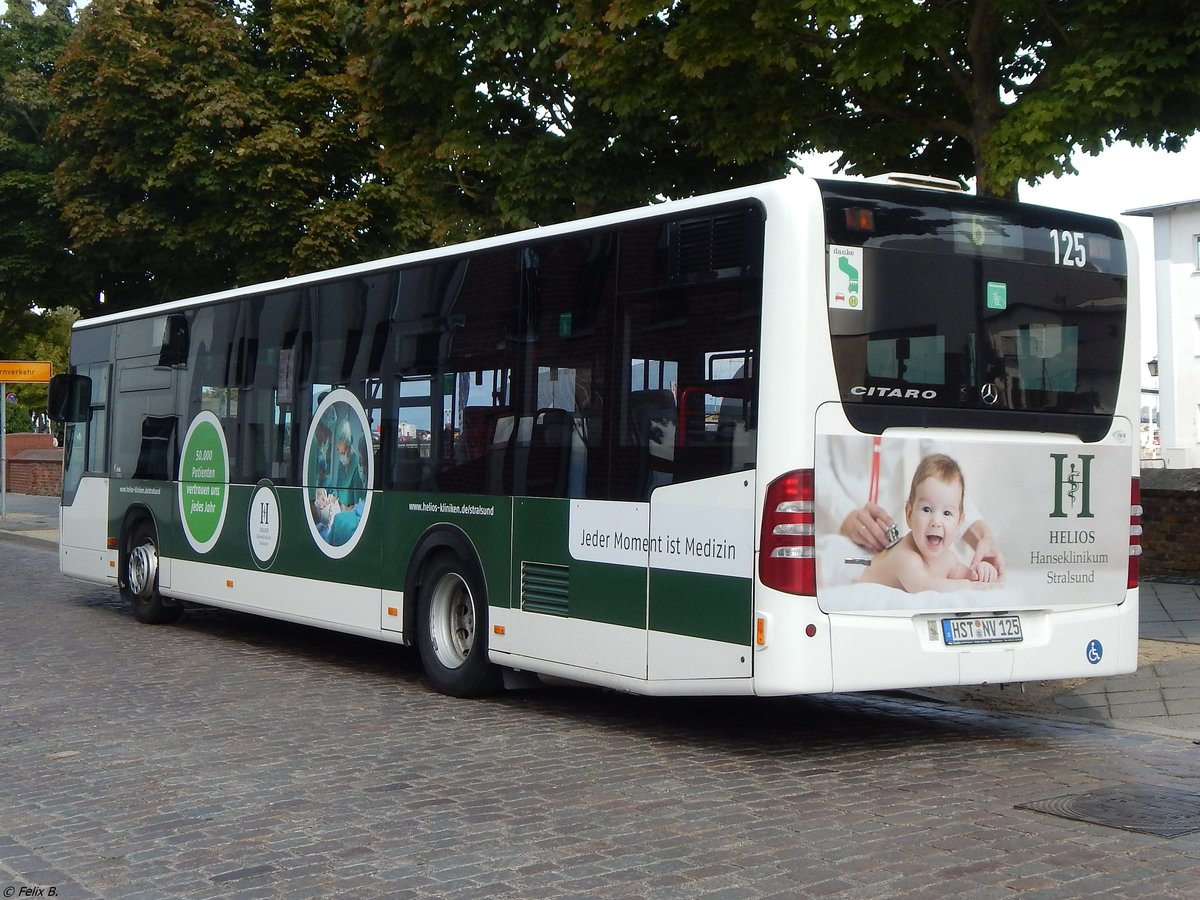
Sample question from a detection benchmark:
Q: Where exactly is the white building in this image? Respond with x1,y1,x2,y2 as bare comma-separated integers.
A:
1127,198,1200,468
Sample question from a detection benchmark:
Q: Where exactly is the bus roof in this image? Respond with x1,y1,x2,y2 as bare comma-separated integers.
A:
73,177,812,330
73,174,1124,330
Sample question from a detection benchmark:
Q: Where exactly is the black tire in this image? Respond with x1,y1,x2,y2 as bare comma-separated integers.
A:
121,519,184,625
416,553,501,697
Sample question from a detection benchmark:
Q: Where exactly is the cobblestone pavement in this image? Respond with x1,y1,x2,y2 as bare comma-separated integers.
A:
5,493,1200,737
3,528,1200,897
918,582,1200,738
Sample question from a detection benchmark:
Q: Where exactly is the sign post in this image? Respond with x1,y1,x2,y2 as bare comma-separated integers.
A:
0,361,54,518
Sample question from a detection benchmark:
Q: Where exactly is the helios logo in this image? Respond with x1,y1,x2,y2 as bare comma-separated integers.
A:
1050,453,1094,519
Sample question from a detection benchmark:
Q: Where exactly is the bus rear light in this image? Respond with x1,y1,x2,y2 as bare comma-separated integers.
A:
755,615,767,647
1128,478,1141,589
771,522,814,537
760,469,816,596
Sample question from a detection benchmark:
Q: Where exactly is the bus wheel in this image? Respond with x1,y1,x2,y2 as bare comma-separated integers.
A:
121,521,183,625
416,553,501,697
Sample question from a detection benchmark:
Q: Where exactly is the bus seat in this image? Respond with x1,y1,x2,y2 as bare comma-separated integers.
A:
719,394,756,471
394,445,425,491
486,412,515,495
629,390,676,498
462,405,507,463
510,415,535,495
528,407,573,497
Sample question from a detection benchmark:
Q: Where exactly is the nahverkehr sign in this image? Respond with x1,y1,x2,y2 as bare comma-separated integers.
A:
0,360,52,383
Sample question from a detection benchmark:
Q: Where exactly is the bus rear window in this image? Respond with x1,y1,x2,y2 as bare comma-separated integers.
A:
820,182,1128,441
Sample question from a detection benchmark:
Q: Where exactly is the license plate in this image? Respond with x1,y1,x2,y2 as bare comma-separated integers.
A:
942,615,1022,645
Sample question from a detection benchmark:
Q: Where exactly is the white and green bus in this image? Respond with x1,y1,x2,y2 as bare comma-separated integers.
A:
49,175,1142,697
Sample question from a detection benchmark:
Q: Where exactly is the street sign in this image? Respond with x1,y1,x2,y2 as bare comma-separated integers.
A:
1,360,53,518
0,360,53,383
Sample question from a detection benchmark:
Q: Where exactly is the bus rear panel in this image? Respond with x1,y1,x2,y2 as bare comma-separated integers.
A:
752,179,1138,695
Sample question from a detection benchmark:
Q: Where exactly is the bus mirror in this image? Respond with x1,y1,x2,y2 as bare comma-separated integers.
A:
47,373,92,424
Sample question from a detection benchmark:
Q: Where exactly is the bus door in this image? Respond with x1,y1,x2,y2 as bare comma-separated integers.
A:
647,473,755,681
53,329,113,585
511,495,650,680
646,371,756,682
508,361,650,680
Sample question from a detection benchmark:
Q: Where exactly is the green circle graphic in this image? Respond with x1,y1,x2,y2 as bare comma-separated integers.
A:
179,412,229,552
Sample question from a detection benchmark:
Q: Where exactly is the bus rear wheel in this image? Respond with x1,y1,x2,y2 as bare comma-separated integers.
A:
416,553,501,697
121,520,183,625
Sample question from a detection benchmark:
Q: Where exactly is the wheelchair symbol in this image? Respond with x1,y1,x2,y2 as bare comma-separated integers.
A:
1086,639,1104,665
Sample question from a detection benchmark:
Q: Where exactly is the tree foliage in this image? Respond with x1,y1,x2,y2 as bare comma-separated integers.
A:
0,0,87,343
564,0,1200,198
980,0,1200,193
354,1,1200,205
1,305,78,421
51,0,425,312
351,0,788,241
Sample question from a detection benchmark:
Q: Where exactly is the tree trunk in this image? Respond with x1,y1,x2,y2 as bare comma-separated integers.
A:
965,0,1017,200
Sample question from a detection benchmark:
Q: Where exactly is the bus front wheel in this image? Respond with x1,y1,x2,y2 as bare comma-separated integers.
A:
416,554,501,697
121,521,184,625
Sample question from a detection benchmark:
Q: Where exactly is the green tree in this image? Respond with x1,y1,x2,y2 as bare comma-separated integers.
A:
0,0,88,344
351,0,787,241
2,305,77,424
51,0,424,312
565,0,1200,198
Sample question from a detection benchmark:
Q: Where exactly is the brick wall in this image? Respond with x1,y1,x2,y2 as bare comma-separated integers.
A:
3,434,62,497
1141,468,1200,581
4,433,55,454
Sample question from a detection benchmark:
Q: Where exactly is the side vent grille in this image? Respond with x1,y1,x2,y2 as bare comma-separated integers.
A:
521,561,569,617
671,212,751,282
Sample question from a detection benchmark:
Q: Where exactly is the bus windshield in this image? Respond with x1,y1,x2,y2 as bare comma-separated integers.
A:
820,181,1128,440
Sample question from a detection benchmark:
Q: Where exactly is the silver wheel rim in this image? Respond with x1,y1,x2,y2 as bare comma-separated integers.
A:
428,571,475,669
128,541,158,599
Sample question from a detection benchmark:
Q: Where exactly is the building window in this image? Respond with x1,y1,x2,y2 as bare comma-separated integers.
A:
1195,234,1200,271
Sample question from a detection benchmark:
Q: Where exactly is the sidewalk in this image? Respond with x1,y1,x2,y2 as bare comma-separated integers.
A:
922,580,1200,738
0,490,61,549
3,491,1199,737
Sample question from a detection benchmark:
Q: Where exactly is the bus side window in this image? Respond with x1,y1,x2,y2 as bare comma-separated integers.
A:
132,415,177,481
393,374,435,492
